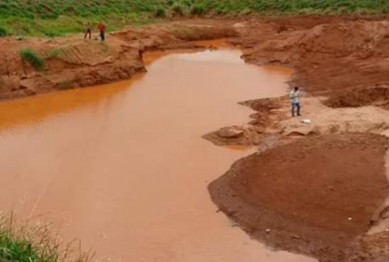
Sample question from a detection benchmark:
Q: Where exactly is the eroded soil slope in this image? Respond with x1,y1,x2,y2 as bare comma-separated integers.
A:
241,18,389,96
204,16,389,262
0,23,236,100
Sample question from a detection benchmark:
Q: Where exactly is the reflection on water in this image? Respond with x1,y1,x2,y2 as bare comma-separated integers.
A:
0,45,315,262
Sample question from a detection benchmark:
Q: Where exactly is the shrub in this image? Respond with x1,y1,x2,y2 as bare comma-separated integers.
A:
0,26,8,37
191,4,206,15
171,3,184,16
0,214,91,262
155,7,166,17
20,48,46,71
47,48,61,58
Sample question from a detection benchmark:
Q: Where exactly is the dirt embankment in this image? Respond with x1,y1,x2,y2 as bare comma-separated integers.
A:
0,23,237,100
204,17,389,262
241,18,389,95
204,17,389,147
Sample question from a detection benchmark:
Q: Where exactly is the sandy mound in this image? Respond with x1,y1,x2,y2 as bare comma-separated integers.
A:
209,133,389,262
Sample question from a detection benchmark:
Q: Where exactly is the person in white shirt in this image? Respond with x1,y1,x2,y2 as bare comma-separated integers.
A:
290,86,301,117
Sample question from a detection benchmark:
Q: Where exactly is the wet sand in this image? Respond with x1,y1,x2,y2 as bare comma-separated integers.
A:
0,46,314,261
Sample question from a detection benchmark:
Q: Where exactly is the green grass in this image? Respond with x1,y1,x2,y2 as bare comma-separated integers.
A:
0,215,91,262
1,0,389,37
0,26,8,37
48,48,61,58
20,48,46,71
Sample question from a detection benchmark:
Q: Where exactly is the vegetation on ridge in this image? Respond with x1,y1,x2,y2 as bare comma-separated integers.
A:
0,0,389,37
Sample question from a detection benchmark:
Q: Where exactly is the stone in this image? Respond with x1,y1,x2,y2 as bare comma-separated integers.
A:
217,127,244,138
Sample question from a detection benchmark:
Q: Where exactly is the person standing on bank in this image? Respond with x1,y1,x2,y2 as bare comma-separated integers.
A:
84,21,92,40
290,86,301,117
98,21,106,41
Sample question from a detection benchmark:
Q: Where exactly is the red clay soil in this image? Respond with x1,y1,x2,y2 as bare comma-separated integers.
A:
202,98,287,147
209,133,389,262
3,15,389,262
324,86,389,109
240,18,389,98
0,23,236,100
2,16,389,102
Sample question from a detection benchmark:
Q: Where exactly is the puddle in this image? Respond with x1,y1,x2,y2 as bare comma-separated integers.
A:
0,45,315,261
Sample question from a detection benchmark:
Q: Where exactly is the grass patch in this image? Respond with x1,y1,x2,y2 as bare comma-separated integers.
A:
0,26,8,37
171,3,185,16
47,48,61,58
20,48,46,71
1,0,389,37
0,214,91,262
154,7,166,18
191,4,206,15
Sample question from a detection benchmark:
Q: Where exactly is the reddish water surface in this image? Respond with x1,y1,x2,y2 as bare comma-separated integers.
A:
0,46,316,262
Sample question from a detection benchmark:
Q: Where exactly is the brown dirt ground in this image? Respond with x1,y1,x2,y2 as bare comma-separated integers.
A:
209,134,389,262
0,23,236,100
239,17,389,97
200,16,389,262
323,86,389,109
203,98,288,146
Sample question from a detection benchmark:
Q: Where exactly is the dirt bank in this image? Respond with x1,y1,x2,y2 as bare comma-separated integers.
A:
209,134,389,262
0,23,237,100
240,18,389,96
2,16,389,101
202,16,389,262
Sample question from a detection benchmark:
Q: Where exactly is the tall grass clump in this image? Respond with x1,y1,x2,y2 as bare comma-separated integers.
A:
191,4,206,15
0,215,92,262
0,26,8,37
154,6,166,17
171,2,185,16
47,48,61,59
20,48,46,71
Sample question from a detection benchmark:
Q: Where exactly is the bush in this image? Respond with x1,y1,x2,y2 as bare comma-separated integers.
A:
20,48,46,71
155,7,166,17
191,4,206,15
171,3,184,16
47,48,61,58
0,26,8,37
0,215,91,262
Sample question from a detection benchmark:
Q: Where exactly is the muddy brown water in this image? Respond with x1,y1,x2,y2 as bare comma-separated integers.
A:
0,45,316,261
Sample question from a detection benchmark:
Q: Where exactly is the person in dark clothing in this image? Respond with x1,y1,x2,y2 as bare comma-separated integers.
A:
98,22,106,41
84,21,92,39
